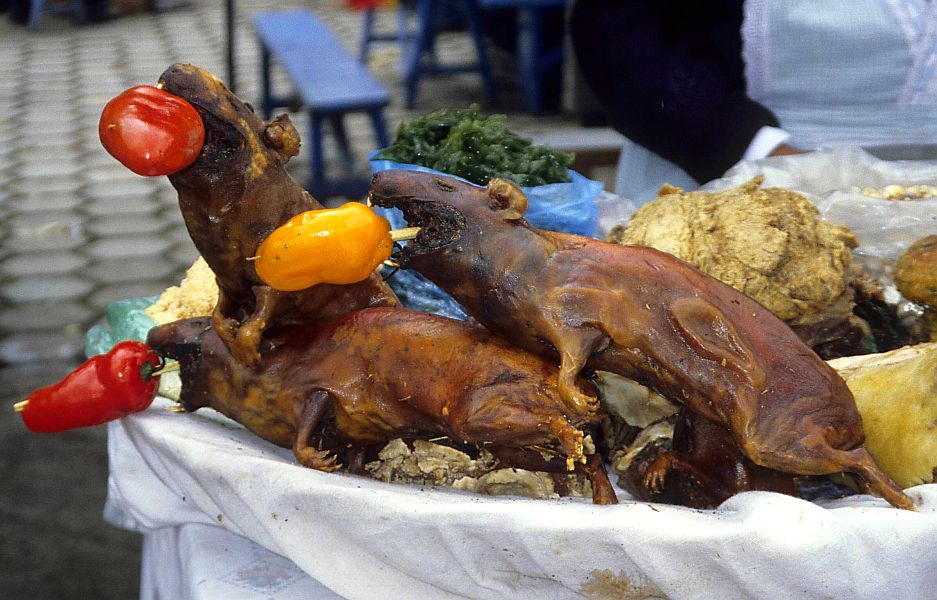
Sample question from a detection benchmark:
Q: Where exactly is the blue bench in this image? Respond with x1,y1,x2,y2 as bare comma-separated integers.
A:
254,9,391,198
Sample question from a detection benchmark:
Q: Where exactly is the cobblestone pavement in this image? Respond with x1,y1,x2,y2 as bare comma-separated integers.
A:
0,2,592,597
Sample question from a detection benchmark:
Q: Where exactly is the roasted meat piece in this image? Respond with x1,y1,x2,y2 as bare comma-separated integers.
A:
369,170,912,509
156,64,398,366
895,235,937,341
147,308,617,504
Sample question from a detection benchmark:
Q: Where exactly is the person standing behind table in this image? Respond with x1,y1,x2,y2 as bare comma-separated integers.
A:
570,0,937,205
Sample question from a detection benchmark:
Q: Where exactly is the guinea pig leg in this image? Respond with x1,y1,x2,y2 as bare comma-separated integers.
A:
837,447,914,510
345,447,368,474
542,322,604,414
211,287,241,355
292,389,341,473
547,417,586,469
580,452,618,505
749,426,914,510
642,451,677,493
232,285,280,367
642,450,739,496
649,408,784,501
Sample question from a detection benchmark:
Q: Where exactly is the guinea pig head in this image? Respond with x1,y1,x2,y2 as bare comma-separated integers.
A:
146,316,216,411
158,63,300,210
368,170,530,270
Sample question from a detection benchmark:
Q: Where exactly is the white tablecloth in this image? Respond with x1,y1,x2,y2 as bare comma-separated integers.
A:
139,524,343,599
106,397,937,600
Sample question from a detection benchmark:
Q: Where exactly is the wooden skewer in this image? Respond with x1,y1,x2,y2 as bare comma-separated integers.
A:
14,400,28,413
153,362,180,376
390,227,420,242
247,227,420,264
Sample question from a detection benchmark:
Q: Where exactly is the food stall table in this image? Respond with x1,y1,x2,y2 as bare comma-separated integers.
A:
105,397,937,600
139,524,343,599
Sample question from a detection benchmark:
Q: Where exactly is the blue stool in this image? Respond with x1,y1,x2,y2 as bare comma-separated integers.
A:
359,4,414,65
403,0,498,109
28,0,86,29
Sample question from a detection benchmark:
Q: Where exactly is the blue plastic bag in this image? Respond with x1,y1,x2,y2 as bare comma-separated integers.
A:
370,154,604,320
368,153,603,237
85,296,158,357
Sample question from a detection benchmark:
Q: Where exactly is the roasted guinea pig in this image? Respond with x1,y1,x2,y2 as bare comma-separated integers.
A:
156,64,398,366
368,170,913,510
146,308,617,504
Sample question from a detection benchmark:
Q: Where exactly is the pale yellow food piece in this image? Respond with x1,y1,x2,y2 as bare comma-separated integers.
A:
829,343,937,488
595,371,678,428
366,439,592,499
146,257,219,324
859,184,937,200
618,177,858,326
366,439,496,486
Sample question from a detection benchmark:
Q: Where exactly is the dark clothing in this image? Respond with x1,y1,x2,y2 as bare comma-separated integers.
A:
6,0,112,25
570,0,779,183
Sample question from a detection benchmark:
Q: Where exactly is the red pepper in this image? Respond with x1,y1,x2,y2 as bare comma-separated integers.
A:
15,341,164,433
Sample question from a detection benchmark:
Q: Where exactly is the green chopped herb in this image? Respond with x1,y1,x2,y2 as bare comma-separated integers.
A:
375,105,573,187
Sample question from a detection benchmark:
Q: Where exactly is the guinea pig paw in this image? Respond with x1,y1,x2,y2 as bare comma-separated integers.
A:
296,447,342,473
643,453,674,493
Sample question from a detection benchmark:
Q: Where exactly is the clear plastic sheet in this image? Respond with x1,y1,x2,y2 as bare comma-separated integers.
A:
704,147,937,260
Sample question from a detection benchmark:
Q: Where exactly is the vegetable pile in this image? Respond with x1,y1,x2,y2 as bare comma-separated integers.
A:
374,105,574,187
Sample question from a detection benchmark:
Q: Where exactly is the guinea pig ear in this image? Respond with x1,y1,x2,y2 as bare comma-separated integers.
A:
262,114,301,159
486,178,528,220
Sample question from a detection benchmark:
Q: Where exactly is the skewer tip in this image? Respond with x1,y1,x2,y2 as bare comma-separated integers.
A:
14,400,28,413
152,362,181,377
389,226,420,242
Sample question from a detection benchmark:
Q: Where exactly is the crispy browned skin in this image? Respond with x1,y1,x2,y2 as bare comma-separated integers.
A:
368,170,913,509
147,309,617,504
157,64,398,366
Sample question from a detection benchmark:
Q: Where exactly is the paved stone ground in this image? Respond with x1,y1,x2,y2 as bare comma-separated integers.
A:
0,2,607,597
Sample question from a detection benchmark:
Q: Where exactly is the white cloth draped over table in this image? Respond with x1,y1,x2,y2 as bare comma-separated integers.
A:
615,0,937,205
105,397,937,600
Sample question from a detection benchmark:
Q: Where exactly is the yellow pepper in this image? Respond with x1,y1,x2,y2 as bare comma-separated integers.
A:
254,203,393,292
